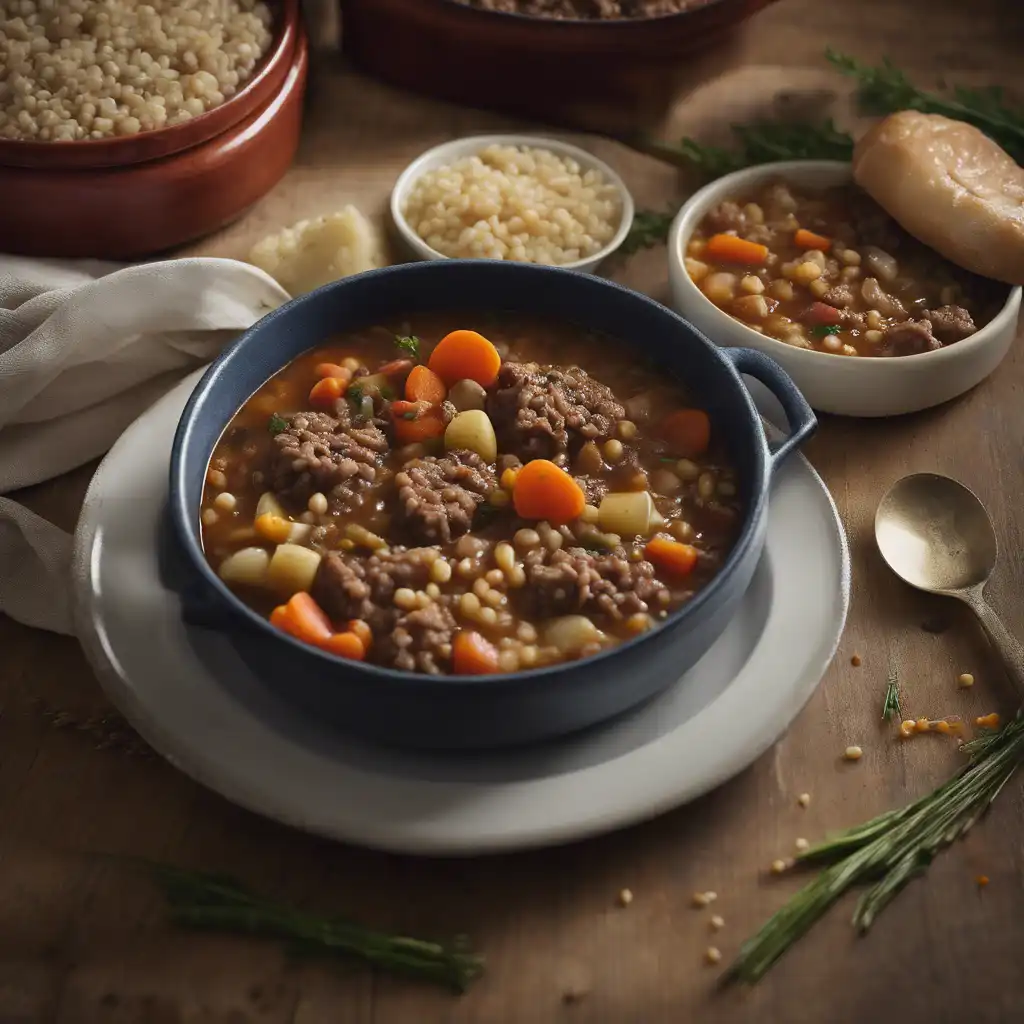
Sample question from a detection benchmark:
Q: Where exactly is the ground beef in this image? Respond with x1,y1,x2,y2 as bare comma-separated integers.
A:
704,200,746,235
518,546,671,621
925,304,977,343
883,319,941,356
311,548,434,625
271,412,388,513
487,362,625,468
376,602,458,675
822,282,857,309
453,0,699,18
394,451,497,545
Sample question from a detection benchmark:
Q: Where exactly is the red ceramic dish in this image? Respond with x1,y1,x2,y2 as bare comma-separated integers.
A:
0,0,299,171
0,30,308,260
340,0,780,120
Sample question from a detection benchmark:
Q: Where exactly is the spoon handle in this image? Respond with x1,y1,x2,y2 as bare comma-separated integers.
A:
962,591,1024,702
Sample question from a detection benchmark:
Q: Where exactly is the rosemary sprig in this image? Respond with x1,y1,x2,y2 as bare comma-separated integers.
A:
152,865,484,992
725,714,1024,985
623,50,1024,253
882,672,902,721
826,49,1024,163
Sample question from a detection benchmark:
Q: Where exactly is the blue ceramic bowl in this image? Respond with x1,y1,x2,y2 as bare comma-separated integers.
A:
166,261,815,750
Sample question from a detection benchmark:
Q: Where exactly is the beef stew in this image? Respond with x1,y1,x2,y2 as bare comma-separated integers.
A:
201,314,742,675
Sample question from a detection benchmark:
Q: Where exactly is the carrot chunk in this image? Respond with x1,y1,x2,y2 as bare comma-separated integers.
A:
255,513,292,544
645,536,699,577
453,630,501,675
378,358,415,378
405,364,447,404
270,592,334,646
513,459,586,524
428,330,502,387
347,619,373,651
659,409,711,458
705,233,769,266
309,376,346,407
319,631,367,660
794,229,832,252
314,363,352,383
394,408,446,444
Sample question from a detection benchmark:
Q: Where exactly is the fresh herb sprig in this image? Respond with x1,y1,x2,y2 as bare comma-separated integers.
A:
396,334,421,358
153,864,484,993
725,714,1024,985
623,50,1024,253
826,49,1024,163
620,208,677,255
881,672,902,721
268,412,288,435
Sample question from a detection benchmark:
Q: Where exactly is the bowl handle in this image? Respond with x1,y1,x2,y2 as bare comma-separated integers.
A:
722,347,817,470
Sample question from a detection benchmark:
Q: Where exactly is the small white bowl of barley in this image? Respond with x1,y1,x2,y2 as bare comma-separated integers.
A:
391,134,634,274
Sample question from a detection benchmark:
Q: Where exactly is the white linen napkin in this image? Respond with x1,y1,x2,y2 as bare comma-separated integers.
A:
0,256,290,635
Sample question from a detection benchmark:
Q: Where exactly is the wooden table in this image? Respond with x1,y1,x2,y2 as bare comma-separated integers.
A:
3,1,1024,1021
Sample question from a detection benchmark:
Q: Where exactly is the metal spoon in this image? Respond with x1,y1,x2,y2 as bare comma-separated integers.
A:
875,472,1024,701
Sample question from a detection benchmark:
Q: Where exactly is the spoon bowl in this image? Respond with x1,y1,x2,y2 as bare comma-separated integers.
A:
875,473,997,594
875,472,1024,701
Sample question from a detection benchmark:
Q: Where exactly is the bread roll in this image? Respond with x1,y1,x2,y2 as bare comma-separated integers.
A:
852,111,1024,285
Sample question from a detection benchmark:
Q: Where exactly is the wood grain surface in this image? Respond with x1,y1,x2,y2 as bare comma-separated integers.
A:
3,1,1024,1021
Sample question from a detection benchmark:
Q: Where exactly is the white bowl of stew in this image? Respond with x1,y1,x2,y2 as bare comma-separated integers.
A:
667,161,1022,418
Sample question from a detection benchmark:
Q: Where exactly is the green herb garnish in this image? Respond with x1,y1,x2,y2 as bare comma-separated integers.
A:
402,410,418,421
620,50,1024,253
268,412,288,435
621,208,677,255
881,672,902,721
152,863,483,992
726,713,1024,985
380,385,395,401
396,335,421,358
826,48,1024,163
811,324,842,337
347,383,364,405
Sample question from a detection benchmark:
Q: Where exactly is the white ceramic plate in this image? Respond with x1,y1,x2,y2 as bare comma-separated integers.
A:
72,372,849,856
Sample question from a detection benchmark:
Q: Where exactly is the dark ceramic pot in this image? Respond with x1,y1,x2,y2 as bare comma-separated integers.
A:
166,261,815,750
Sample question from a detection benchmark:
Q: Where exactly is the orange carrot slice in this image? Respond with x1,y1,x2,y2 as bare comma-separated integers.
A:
513,459,586,524
378,358,415,378
255,513,292,544
319,631,367,660
270,592,334,646
659,409,711,458
405,364,447,404
394,408,446,444
794,228,832,252
309,377,346,407
314,363,352,383
705,233,769,266
644,536,699,577
428,330,502,388
347,619,373,651
453,630,501,675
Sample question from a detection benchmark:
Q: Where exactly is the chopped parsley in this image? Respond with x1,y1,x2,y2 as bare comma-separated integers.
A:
811,324,842,337
379,385,395,401
346,383,364,405
268,412,288,435
401,410,418,421
395,335,420,358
